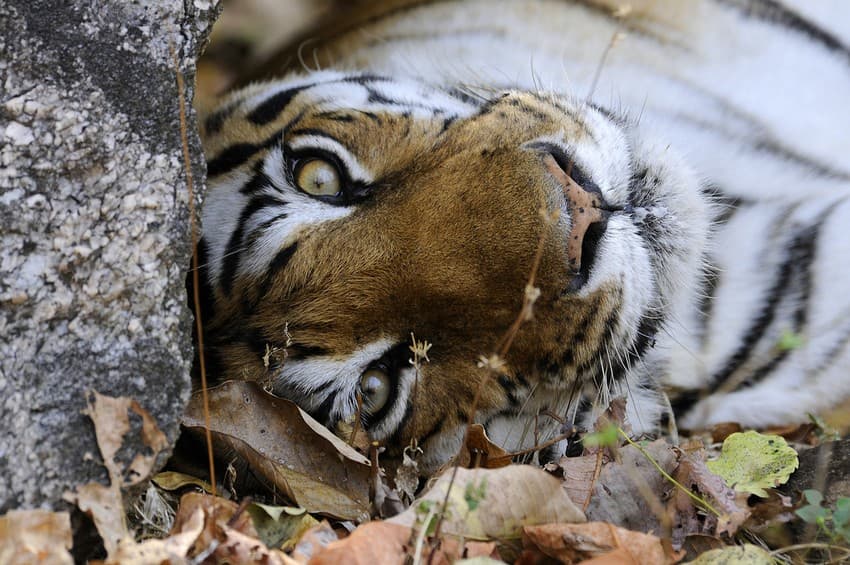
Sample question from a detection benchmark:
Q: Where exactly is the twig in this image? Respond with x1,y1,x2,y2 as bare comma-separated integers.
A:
172,43,216,495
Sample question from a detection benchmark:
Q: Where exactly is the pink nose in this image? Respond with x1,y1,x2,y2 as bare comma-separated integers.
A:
542,154,611,276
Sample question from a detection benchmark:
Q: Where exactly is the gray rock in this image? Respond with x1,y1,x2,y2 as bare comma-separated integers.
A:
0,0,219,511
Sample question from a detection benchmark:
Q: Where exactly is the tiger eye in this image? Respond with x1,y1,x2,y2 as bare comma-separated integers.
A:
360,368,391,414
294,158,341,196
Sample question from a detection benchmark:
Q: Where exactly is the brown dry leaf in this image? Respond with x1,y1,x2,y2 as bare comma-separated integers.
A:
66,482,127,556
164,492,301,564
458,424,512,468
763,422,818,444
290,521,339,563
108,506,205,564
83,390,169,487
171,492,257,554
676,449,750,536
389,465,585,540
585,439,677,535
308,521,410,564
0,509,73,565
522,522,683,564
553,453,600,512
183,381,372,521
710,422,743,444
63,391,169,557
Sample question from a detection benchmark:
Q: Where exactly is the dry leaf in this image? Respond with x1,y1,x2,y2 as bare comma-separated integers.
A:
290,521,339,563
459,424,512,468
246,503,319,551
389,465,585,540
308,521,410,565
183,381,372,521
152,471,214,494
171,492,256,553
585,439,677,534
552,453,600,511
0,509,73,565
63,391,169,557
108,506,205,564
709,422,742,444
522,522,683,564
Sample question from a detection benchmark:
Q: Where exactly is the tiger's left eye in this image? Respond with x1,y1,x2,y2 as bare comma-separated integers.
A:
294,158,341,196
360,368,391,414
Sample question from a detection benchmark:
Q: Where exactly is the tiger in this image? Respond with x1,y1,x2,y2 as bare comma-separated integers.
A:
191,0,850,474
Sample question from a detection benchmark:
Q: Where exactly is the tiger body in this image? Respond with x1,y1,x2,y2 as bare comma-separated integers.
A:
196,0,850,472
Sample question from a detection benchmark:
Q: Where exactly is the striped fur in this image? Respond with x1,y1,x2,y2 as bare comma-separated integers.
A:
195,0,850,472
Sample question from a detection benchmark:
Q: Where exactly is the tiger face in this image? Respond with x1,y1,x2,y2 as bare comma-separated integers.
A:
195,71,709,472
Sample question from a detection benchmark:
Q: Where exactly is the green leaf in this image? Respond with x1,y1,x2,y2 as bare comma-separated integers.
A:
803,489,824,506
705,431,799,497
833,497,850,527
796,504,828,525
582,423,619,448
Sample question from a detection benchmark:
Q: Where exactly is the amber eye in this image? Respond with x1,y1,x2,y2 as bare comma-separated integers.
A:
360,368,391,414
294,158,342,197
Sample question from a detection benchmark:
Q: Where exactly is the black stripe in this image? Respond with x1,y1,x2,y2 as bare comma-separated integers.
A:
219,194,285,294
812,322,850,376
204,100,240,135
288,128,344,144
311,392,337,426
207,110,308,178
247,84,312,125
240,165,276,195
207,143,263,177
315,111,355,122
717,0,849,59
255,242,298,298
445,86,484,107
707,218,821,392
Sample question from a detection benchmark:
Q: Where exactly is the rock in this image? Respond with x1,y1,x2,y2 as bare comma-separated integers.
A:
0,0,219,511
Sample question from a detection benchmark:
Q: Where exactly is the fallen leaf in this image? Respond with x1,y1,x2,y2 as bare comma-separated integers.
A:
63,391,169,557
183,381,372,521
688,543,774,564
108,506,205,564
152,471,214,494
459,424,512,468
171,492,256,552
706,431,798,497
585,439,677,534
551,453,600,511
709,423,742,444
247,503,319,551
290,521,339,563
0,510,73,565
389,465,585,540
673,449,751,538
308,521,410,564
522,522,683,564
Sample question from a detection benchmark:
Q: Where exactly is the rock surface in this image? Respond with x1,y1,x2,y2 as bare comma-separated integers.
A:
0,0,218,511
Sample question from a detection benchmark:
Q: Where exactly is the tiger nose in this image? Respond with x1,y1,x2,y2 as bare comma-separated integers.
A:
541,154,611,285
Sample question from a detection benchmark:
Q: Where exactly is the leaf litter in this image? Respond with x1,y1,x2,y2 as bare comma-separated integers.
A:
12,385,844,563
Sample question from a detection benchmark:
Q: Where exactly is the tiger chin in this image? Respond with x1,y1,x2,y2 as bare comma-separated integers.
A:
191,70,709,473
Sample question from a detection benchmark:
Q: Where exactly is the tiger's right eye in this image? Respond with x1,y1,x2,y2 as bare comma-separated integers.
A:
294,158,342,197
360,368,391,414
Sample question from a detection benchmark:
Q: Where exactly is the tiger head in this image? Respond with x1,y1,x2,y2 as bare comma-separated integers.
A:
193,71,709,472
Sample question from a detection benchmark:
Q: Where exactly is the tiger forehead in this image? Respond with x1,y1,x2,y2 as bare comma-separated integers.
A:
202,85,590,162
